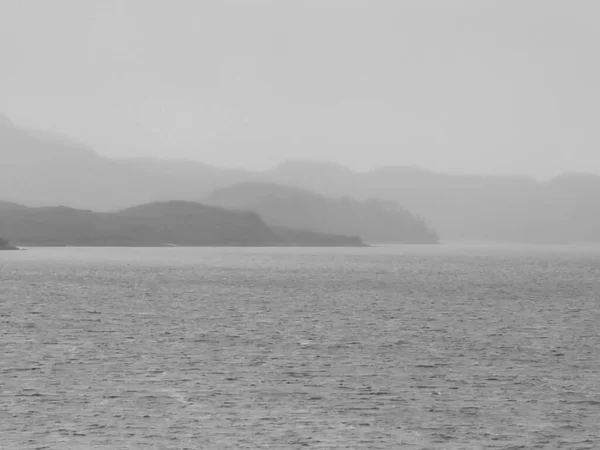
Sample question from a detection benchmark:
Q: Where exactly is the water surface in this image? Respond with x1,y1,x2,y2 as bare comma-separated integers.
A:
1,245,599,449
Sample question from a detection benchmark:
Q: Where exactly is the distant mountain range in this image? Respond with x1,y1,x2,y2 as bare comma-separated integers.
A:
206,182,438,244
267,162,600,244
2,114,600,243
0,201,364,247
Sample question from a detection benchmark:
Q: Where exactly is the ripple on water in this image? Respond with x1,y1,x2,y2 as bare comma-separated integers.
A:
1,246,600,448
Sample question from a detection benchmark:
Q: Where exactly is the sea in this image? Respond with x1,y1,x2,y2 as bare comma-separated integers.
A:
1,244,599,449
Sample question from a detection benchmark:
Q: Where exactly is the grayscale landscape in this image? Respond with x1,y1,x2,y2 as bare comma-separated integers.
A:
2,0,600,448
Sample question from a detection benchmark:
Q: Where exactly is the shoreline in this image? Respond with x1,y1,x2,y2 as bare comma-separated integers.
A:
13,243,373,249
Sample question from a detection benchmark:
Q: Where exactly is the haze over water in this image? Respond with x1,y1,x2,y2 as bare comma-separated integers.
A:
1,245,599,448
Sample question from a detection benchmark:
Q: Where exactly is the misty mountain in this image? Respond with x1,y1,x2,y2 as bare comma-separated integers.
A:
0,201,363,247
268,161,600,243
0,115,254,210
0,201,28,211
3,115,600,243
205,182,438,244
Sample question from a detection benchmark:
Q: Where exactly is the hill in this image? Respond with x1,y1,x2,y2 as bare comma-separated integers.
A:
205,182,438,244
267,161,600,243
0,201,28,211
0,115,253,210
0,201,364,247
0,238,19,250
4,115,600,243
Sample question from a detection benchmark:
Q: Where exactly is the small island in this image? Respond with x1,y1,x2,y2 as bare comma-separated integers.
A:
0,238,19,250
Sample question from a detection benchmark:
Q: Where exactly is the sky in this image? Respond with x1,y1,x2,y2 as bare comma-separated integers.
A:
1,0,599,177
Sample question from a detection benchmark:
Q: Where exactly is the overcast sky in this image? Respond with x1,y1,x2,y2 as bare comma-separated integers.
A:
1,0,599,176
